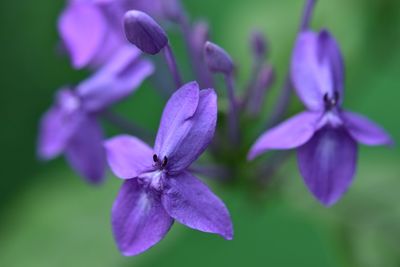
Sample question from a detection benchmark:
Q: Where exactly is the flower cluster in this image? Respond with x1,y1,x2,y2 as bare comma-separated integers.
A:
38,0,393,256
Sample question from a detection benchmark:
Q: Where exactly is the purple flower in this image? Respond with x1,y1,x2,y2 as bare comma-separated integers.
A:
58,0,162,69
104,81,233,256
38,47,153,183
248,30,393,206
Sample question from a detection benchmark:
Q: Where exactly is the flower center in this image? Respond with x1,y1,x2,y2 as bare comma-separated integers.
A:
323,91,339,111
152,154,168,170
136,154,169,192
57,89,81,114
138,170,166,192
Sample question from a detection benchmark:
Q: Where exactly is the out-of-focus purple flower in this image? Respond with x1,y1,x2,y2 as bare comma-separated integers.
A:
251,30,268,59
38,47,153,183
160,0,183,23
248,29,393,206
105,81,233,256
58,0,162,69
204,41,235,75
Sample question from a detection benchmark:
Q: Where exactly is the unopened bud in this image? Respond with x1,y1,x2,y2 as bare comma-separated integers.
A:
251,31,268,58
161,0,183,23
204,41,234,75
124,10,168,55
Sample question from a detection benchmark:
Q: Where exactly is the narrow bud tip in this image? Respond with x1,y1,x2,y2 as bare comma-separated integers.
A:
251,31,268,58
161,0,183,23
204,41,234,75
124,10,168,55
192,21,210,51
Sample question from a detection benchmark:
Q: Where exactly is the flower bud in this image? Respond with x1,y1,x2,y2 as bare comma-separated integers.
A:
192,21,209,52
204,41,234,75
124,10,168,55
251,31,268,58
161,0,183,23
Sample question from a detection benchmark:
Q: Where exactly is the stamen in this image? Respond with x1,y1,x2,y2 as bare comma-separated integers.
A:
162,156,168,168
323,91,340,110
323,93,329,104
334,91,339,103
153,154,158,163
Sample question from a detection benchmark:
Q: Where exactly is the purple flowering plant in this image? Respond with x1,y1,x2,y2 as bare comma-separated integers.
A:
38,0,393,256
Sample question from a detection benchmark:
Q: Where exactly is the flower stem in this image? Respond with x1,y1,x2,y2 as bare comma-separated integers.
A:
265,76,293,128
224,73,240,144
246,65,275,117
163,44,183,88
242,58,264,110
300,0,317,31
180,18,214,88
256,151,292,187
189,163,231,181
101,110,153,143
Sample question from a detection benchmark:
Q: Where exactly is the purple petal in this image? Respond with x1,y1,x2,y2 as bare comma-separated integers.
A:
167,89,217,172
58,2,105,68
37,91,83,159
77,46,154,112
154,81,200,157
104,135,154,179
297,127,358,206
65,117,106,184
112,180,173,256
161,172,233,240
248,111,321,160
291,30,344,110
343,111,393,146
318,30,345,103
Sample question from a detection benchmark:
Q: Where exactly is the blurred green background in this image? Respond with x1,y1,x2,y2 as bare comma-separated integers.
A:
0,0,399,266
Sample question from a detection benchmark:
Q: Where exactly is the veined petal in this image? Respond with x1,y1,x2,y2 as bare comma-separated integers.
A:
58,2,105,68
291,30,344,110
104,135,154,179
154,81,200,157
167,89,218,172
162,172,233,240
343,111,393,146
318,30,345,103
65,116,106,184
297,127,358,206
248,111,320,160
37,104,83,160
77,46,154,112
112,180,173,256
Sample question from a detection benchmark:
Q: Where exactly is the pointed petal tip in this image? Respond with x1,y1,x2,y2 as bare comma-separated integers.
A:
247,149,262,161
343,111,394,147
118,243,154,257
316,195,340,208
221,224,234,240
180,80,199,91
83,174,106,186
